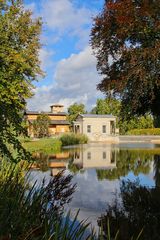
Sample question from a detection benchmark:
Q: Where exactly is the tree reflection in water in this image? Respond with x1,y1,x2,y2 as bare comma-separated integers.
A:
154,155,160,187
32,152,49,172
96,150,152,181
99,179,160,240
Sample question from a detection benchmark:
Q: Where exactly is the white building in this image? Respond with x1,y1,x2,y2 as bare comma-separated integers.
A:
73,114,119,142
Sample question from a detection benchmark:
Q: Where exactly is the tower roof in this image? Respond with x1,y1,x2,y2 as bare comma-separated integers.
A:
50,103,64,107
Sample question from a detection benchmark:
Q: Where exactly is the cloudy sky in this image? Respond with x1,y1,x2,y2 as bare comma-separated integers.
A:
25,0,105,112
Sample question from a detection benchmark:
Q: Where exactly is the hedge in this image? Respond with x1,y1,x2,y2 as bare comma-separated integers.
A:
127,128,160,135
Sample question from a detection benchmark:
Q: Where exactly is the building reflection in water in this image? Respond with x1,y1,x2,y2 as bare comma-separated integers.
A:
48,152,71,176
47,144,118,176
72,145,117,170
31,144,119,176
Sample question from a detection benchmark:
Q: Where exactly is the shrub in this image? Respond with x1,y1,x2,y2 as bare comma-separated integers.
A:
0,162,88,239
60,133,88,146
127,128,160,135
99,180,160,240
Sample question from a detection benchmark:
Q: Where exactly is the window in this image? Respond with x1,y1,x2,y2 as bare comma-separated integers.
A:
87,152,91,159
103,152,106,159
75,125,80,134
102,125,106,133
87,125,91,133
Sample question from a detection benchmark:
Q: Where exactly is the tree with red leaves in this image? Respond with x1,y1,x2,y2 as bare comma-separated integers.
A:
91,0,160,124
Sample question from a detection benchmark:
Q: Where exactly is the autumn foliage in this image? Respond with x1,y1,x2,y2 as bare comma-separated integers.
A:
91,0,160,119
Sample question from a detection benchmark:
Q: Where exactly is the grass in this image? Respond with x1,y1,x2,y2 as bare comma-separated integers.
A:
22,138,62,154
22,133,88,154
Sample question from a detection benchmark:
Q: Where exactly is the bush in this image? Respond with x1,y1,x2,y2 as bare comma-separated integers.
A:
60,133,88,146
0,162,90,239
99,180,160,240
127,128,160,135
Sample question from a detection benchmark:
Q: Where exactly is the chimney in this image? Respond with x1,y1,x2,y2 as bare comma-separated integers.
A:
50,104,64,113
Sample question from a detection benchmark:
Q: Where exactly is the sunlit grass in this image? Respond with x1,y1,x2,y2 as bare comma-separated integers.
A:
22,138,62,154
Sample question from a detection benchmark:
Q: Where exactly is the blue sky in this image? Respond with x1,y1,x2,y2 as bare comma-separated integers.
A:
25,0,105,112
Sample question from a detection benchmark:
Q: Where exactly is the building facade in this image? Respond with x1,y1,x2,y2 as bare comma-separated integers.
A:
73,114,119,142
25,104,70,137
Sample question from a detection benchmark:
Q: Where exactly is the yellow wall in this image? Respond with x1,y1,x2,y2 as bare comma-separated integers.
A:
49,115,66,120
26,114,66,121
56,125,69,133
48,126,56,135
26,113,70,136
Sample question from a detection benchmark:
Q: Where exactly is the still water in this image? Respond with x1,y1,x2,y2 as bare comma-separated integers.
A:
30,142,160,227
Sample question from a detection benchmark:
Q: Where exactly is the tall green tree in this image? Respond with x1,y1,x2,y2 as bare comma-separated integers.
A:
33,114,50,138
91,0,160,122
0,0,42,161
91,98,120,116
67,103,86,123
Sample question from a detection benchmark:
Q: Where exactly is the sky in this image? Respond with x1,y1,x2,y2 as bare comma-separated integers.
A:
25,0,105,112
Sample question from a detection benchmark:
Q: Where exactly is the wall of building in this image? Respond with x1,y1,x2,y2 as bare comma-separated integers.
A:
48,126,56,135
26,113,69,137
26,114,66,121
82,117,117,141
56,125,70,134
49,115,66,120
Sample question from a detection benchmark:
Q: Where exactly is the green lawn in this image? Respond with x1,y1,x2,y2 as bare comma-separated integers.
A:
22,138,62,153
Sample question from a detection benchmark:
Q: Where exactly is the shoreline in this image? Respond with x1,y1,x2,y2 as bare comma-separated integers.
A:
119,135,160,144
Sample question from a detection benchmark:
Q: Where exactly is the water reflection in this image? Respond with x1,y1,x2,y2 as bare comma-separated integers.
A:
68,144,118,174
32,151,72,176
31,143,160,228
48,152,70,176
32,143,157,182
99,180,160,240
96,149,153,181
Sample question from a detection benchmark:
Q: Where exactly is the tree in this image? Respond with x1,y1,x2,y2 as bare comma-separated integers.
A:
33,114,50,138
91,98,120,116
91,0,160,121
67,103,86,123
0,0,42,161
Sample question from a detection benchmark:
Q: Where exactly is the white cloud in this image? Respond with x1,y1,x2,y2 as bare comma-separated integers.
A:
42,0,91,31
41,0,95,48
39,48,54,71
27,46,103,112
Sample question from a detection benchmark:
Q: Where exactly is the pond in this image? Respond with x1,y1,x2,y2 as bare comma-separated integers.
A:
29,142,160,230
